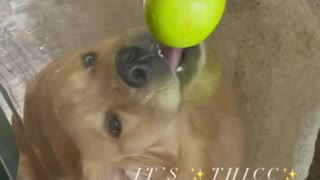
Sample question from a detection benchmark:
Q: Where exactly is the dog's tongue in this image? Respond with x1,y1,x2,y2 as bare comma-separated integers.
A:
160,45,183,71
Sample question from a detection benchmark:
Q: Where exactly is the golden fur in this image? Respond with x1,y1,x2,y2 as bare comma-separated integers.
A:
13,30,246,180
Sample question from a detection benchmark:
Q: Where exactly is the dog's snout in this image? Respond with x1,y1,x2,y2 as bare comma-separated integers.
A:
128,63,150,88
118,47,135,64
116,47,160,88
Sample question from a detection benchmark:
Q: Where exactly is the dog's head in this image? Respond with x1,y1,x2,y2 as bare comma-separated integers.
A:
27,29,219,179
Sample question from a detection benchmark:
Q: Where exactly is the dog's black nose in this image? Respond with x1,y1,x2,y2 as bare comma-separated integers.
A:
116,47,159,88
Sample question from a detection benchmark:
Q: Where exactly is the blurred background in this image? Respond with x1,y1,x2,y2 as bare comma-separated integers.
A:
1,0,320,179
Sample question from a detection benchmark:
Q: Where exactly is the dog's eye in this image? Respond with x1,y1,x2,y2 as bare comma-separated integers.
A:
105,112,121,138
81,52,97,69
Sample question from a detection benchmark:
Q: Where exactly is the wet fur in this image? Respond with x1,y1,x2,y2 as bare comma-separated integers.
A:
13,31,246,180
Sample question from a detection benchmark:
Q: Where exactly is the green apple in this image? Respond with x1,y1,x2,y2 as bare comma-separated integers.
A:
144,0,226,48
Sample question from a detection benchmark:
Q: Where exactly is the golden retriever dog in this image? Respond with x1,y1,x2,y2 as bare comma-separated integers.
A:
13,29,246,180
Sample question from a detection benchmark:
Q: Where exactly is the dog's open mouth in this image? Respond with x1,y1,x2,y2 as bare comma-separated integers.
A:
160,46,184,72
159,43,203,86
160,44,201,72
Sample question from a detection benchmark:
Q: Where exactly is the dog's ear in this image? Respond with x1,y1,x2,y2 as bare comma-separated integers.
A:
23,73,82,179
11,115,49,180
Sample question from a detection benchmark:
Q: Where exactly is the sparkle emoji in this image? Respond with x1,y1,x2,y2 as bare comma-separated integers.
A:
288,169,297,180
191,168,205,180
